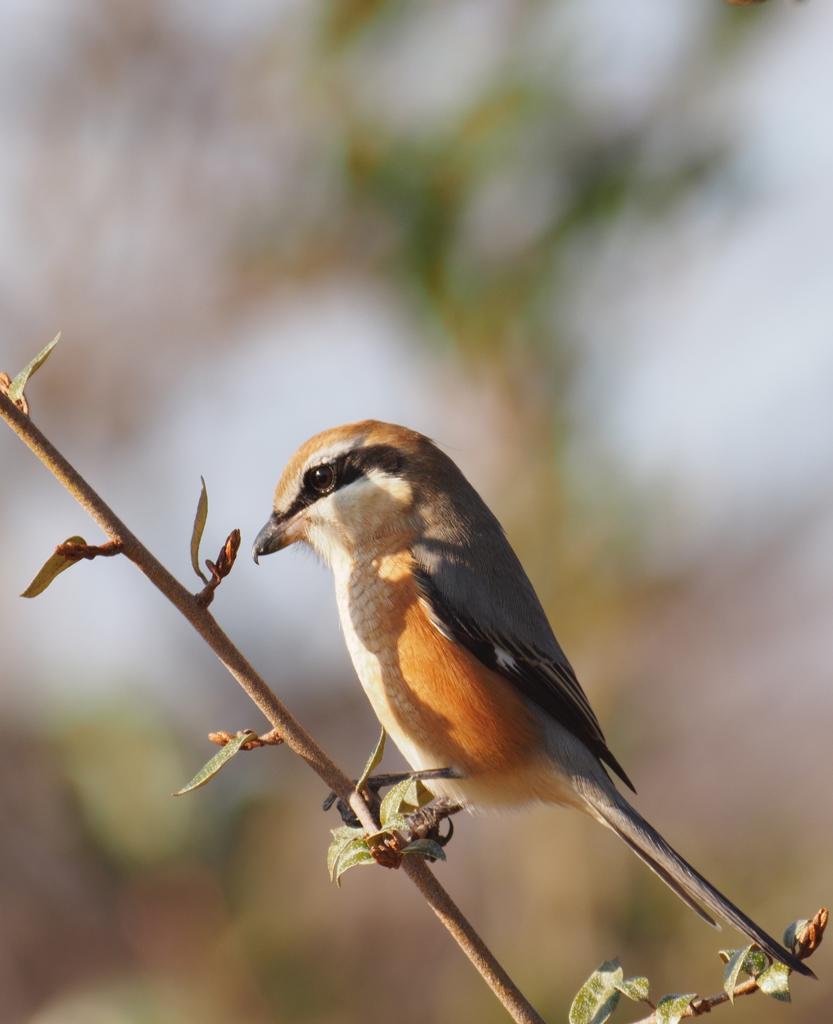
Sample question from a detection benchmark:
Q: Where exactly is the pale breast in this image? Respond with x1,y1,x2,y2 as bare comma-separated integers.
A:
332,547,421,749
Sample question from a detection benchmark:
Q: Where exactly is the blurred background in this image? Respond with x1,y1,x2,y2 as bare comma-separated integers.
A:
0,0,831,1021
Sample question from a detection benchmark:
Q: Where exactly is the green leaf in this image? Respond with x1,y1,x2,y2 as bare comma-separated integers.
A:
330,824,364,842
328,825,364,881
21,535,86,597
401,777,435,812
8,333,60,403
655,994,695,1024
783,919,809,952
173,731,254,795
356,727,386,794
758,962,791,1002
379,777,415,827
719,948,766,975
723,944,754,1002
569,959,623,1024
743,950,766,975
401,838,446,861
190,477,209,583
366,814,409,842
615,977,650,1002
334,836,374,886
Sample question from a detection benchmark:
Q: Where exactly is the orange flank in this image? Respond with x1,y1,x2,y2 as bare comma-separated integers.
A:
337,544,556,808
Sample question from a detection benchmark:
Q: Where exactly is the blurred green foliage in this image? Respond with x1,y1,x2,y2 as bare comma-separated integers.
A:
57,704,203,867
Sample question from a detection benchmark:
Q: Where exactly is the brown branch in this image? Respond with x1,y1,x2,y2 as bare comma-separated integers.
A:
631,908,827,1024
0,389,545,1024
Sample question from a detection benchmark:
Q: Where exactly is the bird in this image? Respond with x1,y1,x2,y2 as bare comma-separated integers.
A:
252,418,813,977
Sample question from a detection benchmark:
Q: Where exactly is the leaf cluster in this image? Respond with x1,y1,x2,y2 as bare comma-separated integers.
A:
569,959,655,1024
327,772,445,887
570,916,811,1024
322,731,447,885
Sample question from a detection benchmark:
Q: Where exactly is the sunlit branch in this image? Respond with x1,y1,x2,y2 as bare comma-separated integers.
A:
0,388,545,1024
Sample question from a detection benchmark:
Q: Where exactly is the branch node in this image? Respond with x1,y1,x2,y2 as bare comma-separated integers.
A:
55,539,124,560
195,528,241,607
0,372,28,415
208,727,284,751
796,907,828,958
368,832,405,869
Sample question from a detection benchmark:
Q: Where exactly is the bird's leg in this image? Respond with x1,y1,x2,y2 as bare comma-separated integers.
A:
405,799,464,848
323,767,461,827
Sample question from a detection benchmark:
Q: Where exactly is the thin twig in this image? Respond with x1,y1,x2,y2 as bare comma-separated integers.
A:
208,728,284,750
630,977,757,1024
630,908,827,1023
0,389,545,1024
55,540,124,559
195,528,241,608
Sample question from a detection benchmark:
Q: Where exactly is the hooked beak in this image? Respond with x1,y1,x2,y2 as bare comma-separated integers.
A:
251,509,306,563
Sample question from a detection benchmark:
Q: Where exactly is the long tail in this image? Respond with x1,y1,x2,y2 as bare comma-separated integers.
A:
580,782,815,978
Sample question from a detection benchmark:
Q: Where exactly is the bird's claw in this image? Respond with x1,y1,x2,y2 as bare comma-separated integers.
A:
404,799,463,848
323,767,461,828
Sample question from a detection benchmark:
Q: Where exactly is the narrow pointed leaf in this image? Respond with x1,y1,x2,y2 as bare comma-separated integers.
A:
402,777,434,811
328,826,364,881
569,960,623,1024
366,813,409,841
758,962,791,1002
783,919,809,952
655,994,695,1024
401,838,446,861
190,477,209,583
615,977,650,1002
173,731,254,795
21,535,86,597
379,777,416,827
356,727,386,793
334,837,374,886
8,333,60,403
723,944,754,1002
330,824,364,842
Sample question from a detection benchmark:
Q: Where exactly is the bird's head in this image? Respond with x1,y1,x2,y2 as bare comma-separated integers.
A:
252,420,438,566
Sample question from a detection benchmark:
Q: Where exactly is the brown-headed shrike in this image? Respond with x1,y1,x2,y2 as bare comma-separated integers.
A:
253,419,813,977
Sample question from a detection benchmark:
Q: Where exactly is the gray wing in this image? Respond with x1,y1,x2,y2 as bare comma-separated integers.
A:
411,495,635,792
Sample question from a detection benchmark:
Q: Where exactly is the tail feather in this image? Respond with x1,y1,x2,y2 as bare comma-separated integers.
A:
610,822,719,929
585,786,815,979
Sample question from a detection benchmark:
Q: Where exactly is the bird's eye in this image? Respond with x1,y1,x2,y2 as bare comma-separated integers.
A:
309,464,335,493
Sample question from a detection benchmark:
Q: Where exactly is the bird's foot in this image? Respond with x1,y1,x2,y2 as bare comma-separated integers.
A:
404,799,463,848
323,767,460,827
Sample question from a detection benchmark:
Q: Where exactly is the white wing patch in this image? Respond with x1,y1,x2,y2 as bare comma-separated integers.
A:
494,646,517,672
